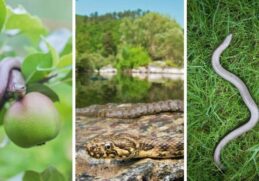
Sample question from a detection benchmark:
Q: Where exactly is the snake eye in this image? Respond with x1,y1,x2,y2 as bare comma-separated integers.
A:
104,143,111,150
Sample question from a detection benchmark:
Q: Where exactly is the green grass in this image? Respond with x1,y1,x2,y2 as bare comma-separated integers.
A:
187,0,259,180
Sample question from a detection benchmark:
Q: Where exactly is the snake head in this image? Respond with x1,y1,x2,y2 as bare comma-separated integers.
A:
6,83,26,99
14,83,26,97
85,138,117,159
7,69,26,99
85,134,137,160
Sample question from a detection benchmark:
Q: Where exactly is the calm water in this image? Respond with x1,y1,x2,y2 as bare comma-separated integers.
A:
76,72,184,107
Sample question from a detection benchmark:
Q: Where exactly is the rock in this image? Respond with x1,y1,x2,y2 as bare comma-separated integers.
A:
162,67,184,74
132,67,148,73
147,65,164,73
76,151,183,181
99,65,117,73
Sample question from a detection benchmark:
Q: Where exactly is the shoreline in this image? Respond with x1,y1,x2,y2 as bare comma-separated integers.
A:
97,65,184,74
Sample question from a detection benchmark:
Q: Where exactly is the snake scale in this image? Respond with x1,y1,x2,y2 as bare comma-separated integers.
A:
0,58,26,109
77,100,183,119
78,100,184,160
212,34,259,169
85,133,183,160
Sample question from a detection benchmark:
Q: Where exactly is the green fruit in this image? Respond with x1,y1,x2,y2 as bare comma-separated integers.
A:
4,92,60,148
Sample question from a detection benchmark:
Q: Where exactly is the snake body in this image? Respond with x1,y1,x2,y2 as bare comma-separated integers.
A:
77,100,183,119
85,133,183,160
212,34,259,169
0,58,26,109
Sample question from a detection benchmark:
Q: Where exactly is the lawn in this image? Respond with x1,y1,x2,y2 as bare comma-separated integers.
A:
187,0,259,180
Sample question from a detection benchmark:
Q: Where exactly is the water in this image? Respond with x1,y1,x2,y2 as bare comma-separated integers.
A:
76,72,184,107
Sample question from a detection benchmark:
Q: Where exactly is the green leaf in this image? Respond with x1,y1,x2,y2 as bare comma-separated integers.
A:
45,40,59,66
0,0,6,32
61,70,72,85
22,53,52,83
23,171,42,181
27,83,60,102
60,37,72,56
5,7,48,45
58,53,72,68
41,167,65,181
23,167,65,181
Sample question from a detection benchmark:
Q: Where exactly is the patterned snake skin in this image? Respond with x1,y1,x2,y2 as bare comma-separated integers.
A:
77,100,183,119
85,133,183,160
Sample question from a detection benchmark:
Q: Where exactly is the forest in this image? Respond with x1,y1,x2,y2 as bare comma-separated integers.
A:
76,9,184,72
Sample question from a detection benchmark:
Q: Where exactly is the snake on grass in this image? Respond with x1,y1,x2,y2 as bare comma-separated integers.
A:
212,34,259,169
0,58,26,109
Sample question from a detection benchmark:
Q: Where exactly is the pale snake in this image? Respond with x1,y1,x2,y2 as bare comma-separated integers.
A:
212,34,259,169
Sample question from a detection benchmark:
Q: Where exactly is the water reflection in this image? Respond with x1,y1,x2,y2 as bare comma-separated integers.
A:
100,72,184,82
76,72,184,107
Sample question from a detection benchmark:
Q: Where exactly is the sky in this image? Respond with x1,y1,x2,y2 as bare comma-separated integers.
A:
76,0,184,27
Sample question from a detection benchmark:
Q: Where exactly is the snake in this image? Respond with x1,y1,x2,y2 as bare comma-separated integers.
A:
0,58,26,109
85,133,183,160
212,34,259,169
77,100,183,119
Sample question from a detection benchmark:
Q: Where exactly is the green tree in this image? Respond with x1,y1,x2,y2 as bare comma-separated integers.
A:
116,46,150,70
76,11,183,69
120,13,183,67
102,32,117,57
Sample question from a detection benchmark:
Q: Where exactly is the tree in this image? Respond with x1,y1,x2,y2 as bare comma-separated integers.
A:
102,32,117,57
116,46,150,70
120,13,184,67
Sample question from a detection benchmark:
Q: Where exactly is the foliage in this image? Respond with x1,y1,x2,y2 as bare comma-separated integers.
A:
76,10,183,71
102,31,117,57
76,12,121,55
120,13,184,66
116,46,150,70
0,0,6,31
23,167,65,181
5,7,48,45
187,0,259,180
0,2,72,180
77,52,112,71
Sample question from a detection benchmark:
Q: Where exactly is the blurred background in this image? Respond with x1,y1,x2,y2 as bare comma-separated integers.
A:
7,0,72,30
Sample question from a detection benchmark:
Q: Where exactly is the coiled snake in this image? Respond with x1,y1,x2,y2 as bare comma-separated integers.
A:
79,100,184,160
0,58,26,109
212,34,259,169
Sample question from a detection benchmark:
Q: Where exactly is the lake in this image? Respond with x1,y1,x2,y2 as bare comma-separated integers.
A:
76,72,184,107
